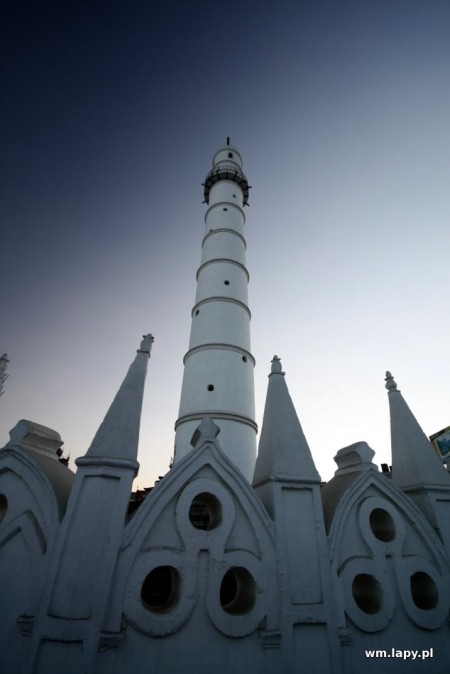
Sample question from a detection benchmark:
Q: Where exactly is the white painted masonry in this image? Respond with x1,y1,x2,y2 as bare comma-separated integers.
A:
0,144,449,674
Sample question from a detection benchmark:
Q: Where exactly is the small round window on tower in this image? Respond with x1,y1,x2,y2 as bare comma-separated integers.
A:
207,384,214,391
224,280,230,285
228,152,233,158
223,207,228,211
242,356,247,363
195,310,200,316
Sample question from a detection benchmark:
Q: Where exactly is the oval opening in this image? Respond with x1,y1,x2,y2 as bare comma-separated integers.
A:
220,567,256,615
369,507,396,542
189,492,222,530
141,566,179,612
352,573,383,614
0,494,7,524
410,571,438,610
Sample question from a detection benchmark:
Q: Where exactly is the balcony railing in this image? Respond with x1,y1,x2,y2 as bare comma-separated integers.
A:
203,164,250,205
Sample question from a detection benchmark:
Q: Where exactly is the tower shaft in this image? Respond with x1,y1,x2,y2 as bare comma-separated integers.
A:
174,143,257,479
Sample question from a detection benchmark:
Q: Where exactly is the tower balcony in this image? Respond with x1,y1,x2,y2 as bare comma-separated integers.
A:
203,164,249,205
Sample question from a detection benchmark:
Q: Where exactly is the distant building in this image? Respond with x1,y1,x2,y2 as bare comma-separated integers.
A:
430,426,450,463
1,144,449,673
0,353,9,397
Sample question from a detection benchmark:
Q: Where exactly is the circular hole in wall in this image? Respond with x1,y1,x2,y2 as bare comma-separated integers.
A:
207,384,214,391
220,567,256,615
223,207,228,211
224,280,230,285
189,492,222,530
352,574,383,614
0,494,8,524
369,507,396,542
228,152,233,158
195,310,200,316
232,194,236,198
141,566,179,612
242,356,247,363
410,572,438,610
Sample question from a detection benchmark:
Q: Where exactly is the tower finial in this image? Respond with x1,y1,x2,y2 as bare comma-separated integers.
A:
138,334,154,354
226,136,230,145
385,371,398,391
270,355,284,375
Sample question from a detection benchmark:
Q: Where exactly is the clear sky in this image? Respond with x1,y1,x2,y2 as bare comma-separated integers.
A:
1,0,449,486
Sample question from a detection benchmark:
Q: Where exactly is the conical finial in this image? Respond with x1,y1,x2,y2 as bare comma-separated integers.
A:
190,416,221,448
270,355,285,375
385,371,398,391
387,369,450,489
226,136,230,145
253,357,320,488
83,334,153,462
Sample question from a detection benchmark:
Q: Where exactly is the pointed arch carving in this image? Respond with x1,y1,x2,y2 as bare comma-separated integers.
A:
0,450,64,560
327,471,450,633
110,440,277,639
0,449,67,668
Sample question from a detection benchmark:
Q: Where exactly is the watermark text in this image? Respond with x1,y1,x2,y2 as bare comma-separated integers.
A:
365,648,433,660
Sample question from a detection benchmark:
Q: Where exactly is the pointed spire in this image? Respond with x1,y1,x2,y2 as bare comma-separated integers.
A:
386,370,450,489
253,357,320,485
85,335,154,461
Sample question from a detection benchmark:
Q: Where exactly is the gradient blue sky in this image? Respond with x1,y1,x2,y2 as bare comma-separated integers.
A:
1,0,449,485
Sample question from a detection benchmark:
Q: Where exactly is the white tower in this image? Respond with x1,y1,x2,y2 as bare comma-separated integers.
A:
174,140,257,480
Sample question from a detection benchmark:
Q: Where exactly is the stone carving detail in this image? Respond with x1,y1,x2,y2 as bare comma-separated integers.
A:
338,494,448,632
122,435,276,641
